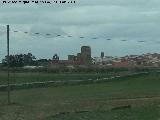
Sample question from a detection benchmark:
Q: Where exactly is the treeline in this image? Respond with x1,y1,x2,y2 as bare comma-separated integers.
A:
2,53,37,67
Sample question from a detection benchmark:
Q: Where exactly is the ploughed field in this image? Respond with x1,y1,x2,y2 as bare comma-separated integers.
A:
0,71,160,120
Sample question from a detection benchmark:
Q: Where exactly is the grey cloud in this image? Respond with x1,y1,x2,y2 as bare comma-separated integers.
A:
0,0,160,60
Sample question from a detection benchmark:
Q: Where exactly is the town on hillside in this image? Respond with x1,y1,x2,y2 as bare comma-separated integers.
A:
2,46,160,68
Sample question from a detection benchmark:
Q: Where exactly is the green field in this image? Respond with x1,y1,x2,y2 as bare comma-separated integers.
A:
0,71,131,85
47,106,160,120
0,72,160,120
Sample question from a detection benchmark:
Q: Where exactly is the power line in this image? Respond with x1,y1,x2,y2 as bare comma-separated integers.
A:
4,26,160,44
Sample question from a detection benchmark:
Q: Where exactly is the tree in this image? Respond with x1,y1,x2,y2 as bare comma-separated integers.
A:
2,53,37,67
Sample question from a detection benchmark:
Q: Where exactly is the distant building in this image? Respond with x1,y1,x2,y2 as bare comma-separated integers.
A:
50,46,92,67
101,52,104,58
68,55,76,61
77,53,81,63
93,56,114,65
80,46,92,65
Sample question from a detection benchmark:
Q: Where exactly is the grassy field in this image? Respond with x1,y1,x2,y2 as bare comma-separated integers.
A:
47,105,160,120
0,72,160,120
0,71,131,85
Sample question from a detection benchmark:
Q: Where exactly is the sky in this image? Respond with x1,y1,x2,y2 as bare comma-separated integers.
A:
0,0,160,60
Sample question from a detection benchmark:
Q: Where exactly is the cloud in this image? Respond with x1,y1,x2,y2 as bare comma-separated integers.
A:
0,0,160,60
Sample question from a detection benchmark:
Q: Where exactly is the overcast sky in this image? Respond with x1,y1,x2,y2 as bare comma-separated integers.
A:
0,0,160,60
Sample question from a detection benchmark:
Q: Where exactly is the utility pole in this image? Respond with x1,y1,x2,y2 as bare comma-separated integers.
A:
7,25,11,105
